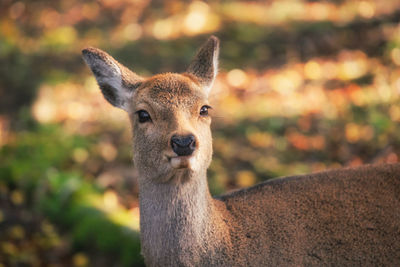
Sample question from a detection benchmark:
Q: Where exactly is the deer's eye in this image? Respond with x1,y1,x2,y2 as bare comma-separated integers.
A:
136,110,152,123
200,105,211,117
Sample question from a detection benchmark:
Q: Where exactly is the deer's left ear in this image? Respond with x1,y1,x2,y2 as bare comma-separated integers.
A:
186,36,219,96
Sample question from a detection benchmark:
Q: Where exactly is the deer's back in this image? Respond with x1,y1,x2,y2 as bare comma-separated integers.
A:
216,163,400,266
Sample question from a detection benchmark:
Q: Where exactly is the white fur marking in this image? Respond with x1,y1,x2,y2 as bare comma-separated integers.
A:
204,45,219,96
171,157,182,169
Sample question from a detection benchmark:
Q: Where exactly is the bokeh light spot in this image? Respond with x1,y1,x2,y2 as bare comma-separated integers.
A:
10,190,24,205
236,171,256,187
391,48,400,66
227,69,249,88
358,1,375,19
103,190,119,211
123,23,142,41
153,19,174,40
73,148,89,163
9,2,25,19
304,61,322,80
73,253,89,267
98,142,117,162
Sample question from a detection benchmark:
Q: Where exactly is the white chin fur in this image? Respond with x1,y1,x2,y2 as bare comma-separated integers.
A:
189,156,197,168
170,156,198,170
171,157,183,169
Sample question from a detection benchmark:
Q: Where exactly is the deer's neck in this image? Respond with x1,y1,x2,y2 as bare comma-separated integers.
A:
139,170,229,266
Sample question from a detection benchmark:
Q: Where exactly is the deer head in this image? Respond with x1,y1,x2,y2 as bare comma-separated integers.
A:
82,36,219,184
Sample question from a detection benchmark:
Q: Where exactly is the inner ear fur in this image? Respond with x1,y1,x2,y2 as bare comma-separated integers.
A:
187,36,220,96
82,47,143,111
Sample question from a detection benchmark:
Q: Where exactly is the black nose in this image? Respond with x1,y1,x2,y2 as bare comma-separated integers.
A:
171,134,196,156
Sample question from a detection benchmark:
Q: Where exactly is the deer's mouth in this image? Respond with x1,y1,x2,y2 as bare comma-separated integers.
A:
167,155,195,169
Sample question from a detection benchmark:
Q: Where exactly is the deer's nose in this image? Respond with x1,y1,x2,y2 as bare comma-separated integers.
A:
171,134,196,156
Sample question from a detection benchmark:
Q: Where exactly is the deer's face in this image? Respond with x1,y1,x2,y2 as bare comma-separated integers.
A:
82,36,219,183
129,73,213,182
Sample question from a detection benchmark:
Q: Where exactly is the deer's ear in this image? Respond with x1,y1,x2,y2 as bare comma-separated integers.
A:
187,36,219,96
82,47,143,111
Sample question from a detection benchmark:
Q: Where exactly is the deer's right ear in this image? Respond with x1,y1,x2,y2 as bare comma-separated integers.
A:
82,47,143,111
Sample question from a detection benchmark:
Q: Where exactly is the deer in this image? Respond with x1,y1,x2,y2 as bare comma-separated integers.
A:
82,36,400,266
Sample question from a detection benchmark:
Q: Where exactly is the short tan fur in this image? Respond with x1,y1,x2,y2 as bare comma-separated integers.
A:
82,36,400,266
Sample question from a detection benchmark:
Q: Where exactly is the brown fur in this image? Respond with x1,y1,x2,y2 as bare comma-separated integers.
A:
217,163,400,265
82,36,400,266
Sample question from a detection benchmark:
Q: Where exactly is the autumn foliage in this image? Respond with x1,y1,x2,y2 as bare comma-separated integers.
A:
1,0,400,266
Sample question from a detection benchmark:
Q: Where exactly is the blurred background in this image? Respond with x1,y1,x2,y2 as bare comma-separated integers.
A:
1,0,400,266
